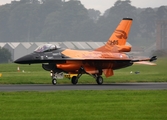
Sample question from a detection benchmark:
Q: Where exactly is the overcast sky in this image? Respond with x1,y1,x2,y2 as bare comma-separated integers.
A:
0,0,166,13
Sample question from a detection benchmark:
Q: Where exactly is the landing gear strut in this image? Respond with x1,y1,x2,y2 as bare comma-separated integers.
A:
50,70,57,85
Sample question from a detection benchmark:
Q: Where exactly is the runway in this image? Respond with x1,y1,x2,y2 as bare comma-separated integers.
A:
0,83,167,91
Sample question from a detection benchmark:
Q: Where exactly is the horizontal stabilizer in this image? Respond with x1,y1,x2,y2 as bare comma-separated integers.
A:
131,56,157,65
134,61,156,65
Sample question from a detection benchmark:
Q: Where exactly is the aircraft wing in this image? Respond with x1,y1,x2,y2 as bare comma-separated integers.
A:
15,54,156,64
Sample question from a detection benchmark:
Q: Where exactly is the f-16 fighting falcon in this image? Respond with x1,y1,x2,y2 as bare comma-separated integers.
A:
15,18,157,85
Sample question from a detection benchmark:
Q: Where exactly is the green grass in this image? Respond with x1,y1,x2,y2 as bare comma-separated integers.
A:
0,58,167,120
0,57,167,84
0,90,167,120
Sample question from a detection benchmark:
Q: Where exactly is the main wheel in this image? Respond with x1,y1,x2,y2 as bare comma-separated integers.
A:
52,79,57,85
96,76,103,85
71,76,78,85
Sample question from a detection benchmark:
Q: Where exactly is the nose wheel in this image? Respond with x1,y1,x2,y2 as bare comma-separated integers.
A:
52,79,57,85
50,70,58,85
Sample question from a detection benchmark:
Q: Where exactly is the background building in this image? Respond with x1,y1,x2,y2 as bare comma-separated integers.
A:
1,42,107,61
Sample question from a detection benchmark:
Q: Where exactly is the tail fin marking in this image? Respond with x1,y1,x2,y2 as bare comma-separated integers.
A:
95,18,133,52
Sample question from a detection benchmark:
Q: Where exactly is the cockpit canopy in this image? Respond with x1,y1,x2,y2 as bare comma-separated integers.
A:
34,44,60,53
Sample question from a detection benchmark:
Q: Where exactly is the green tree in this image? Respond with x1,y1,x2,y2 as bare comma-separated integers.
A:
156,6,167,19
37,0,94,42
0,47,11,63
139,8,157,38
0,4,12,42
88,9,101,22
8,0,41,42
0,0,166,45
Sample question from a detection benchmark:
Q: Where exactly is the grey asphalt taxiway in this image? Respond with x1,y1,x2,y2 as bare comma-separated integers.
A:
0,83,167,91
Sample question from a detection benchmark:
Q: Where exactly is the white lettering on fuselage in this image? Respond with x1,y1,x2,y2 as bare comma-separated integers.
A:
53,53,61,56
47,57,54,59
41,56,44,60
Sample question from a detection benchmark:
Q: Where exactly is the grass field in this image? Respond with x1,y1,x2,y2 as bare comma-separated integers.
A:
0,57,166,84
0,90,167,120
0,58,167,120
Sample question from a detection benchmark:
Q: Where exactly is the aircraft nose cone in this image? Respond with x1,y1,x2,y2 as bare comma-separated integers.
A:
14,54,33,64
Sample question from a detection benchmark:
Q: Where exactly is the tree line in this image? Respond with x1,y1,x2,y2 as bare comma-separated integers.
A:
0,47,11,63
0,0,167,47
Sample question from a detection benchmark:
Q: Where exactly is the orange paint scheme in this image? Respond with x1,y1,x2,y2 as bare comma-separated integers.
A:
59,18,134,77
56,60,114,76
61,49,130,59
56,60,82,72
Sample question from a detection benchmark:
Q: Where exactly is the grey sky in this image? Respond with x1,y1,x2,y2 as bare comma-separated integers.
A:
0,0,166,13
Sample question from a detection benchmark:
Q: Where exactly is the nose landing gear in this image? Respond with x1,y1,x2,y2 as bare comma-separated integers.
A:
52,79,57,85
50,70,63,85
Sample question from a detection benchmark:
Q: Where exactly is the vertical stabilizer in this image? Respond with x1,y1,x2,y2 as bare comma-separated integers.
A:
95,18,133,52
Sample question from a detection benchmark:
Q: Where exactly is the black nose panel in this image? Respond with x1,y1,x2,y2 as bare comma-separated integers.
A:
14,54,33,64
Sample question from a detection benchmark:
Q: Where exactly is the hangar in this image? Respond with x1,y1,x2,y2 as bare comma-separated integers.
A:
0,42,107,61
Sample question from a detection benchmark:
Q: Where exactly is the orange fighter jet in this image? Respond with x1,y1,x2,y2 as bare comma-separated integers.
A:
14,18,157,85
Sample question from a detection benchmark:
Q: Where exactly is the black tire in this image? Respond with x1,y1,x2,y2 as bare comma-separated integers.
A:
96,76,103,85
52,79,57,85
71,76,78,85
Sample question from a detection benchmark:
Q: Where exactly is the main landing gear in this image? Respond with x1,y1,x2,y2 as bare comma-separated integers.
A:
70,67,104,85
71,76,78,85
96,76,103,85
70,74,103,85
50,67,104,85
